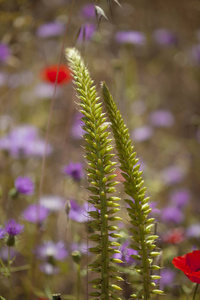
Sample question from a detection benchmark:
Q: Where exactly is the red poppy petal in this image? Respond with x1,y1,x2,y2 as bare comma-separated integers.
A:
172,255,188,273
186,250,200,272
41,65,72,85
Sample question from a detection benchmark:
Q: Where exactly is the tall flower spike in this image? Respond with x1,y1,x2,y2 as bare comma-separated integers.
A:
102,83,163,299
65,48,123,300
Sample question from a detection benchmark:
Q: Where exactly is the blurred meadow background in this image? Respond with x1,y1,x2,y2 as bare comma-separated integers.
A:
0,0,200,299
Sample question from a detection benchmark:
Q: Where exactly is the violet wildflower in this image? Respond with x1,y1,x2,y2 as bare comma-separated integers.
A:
161,206,184,224
149,110,174,127
170,188,190,209
0,43,10,63
22,204,49,224
36,22,65,38
78,23,96,42
71,112,85,139
40,195,65,212
5,219,24,246
69,199,94,223
15,176,34,195
161,165,186,186
81,4,96,19
0,125,52,158
36,241,68,261
132,126,153,142
63,162,84,182
113,241,137,265
115,31,146,45
0,227,5,239
160,269,175,290
153,29,178,46
40,263,59,275
186,224,200,239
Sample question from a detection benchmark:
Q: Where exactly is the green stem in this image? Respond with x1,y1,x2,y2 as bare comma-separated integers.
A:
193,283,199,300
8,247,13,299
77,263,81,300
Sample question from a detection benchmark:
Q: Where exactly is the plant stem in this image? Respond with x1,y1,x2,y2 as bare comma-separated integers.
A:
8,246,13,299
193,283,199,300
77,263,81,300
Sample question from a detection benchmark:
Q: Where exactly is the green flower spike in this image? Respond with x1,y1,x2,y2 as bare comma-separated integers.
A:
65,48,123,300
101,83,163,299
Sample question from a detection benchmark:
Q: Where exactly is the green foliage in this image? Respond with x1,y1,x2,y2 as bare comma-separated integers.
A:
65,48,123,300
101,83,163,299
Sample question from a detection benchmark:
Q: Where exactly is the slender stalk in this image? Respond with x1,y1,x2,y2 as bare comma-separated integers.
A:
8,247,13,299
193,283,199,300
77,263,81,300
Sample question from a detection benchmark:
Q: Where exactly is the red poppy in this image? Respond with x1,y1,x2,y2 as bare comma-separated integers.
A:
41,65,72,84
172,250,200,283
163,228,184,244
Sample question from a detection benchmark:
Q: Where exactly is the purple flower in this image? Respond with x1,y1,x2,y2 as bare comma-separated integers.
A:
40,263,59,275
36,241,68,261
113,241,137,265
161,206,184,224
149,110,174,127
170,188,190,209
0,228,5,239
132,126,153,142
115,31,146,45
71,242,88,255
78,23,96,42
153,29,178,46
69,200,94,223
40,195,65,212
36,22,65,38
161,166,186,186
63,162,84,182
160,269,175,289
71,112,85,139
0,43,10,63
22,204,49,223
5,219,24,236
0,125,52,158
186,224,200,238
81,4,96,19
15,176,34,195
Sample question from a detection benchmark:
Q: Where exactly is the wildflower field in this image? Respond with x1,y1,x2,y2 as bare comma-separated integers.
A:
0,0,200,299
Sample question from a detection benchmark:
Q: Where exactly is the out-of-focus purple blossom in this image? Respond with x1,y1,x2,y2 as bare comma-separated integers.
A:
115,31,146,45
69,199,94,223
40,263,59,275
5,219,24,236
0,125,52,158
71,242,88,255
22,204,49,223
34,83,60,99
160,269,175,289
40,195,65,212
0,43,10,63
78,23,96,42
189,44,200,65
15,176,34,195
71,112,85,139
161,166,186,186
113,241,137,265
161,206,184,224
186,224,200,238
149,202,160,215
36,22,65,38
36,241,68,261
149,110,174,127
170,188,190,209
132,126,153,142
81,4,96,19
63,162,84,182
0,228,5,239
153,29,178,46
